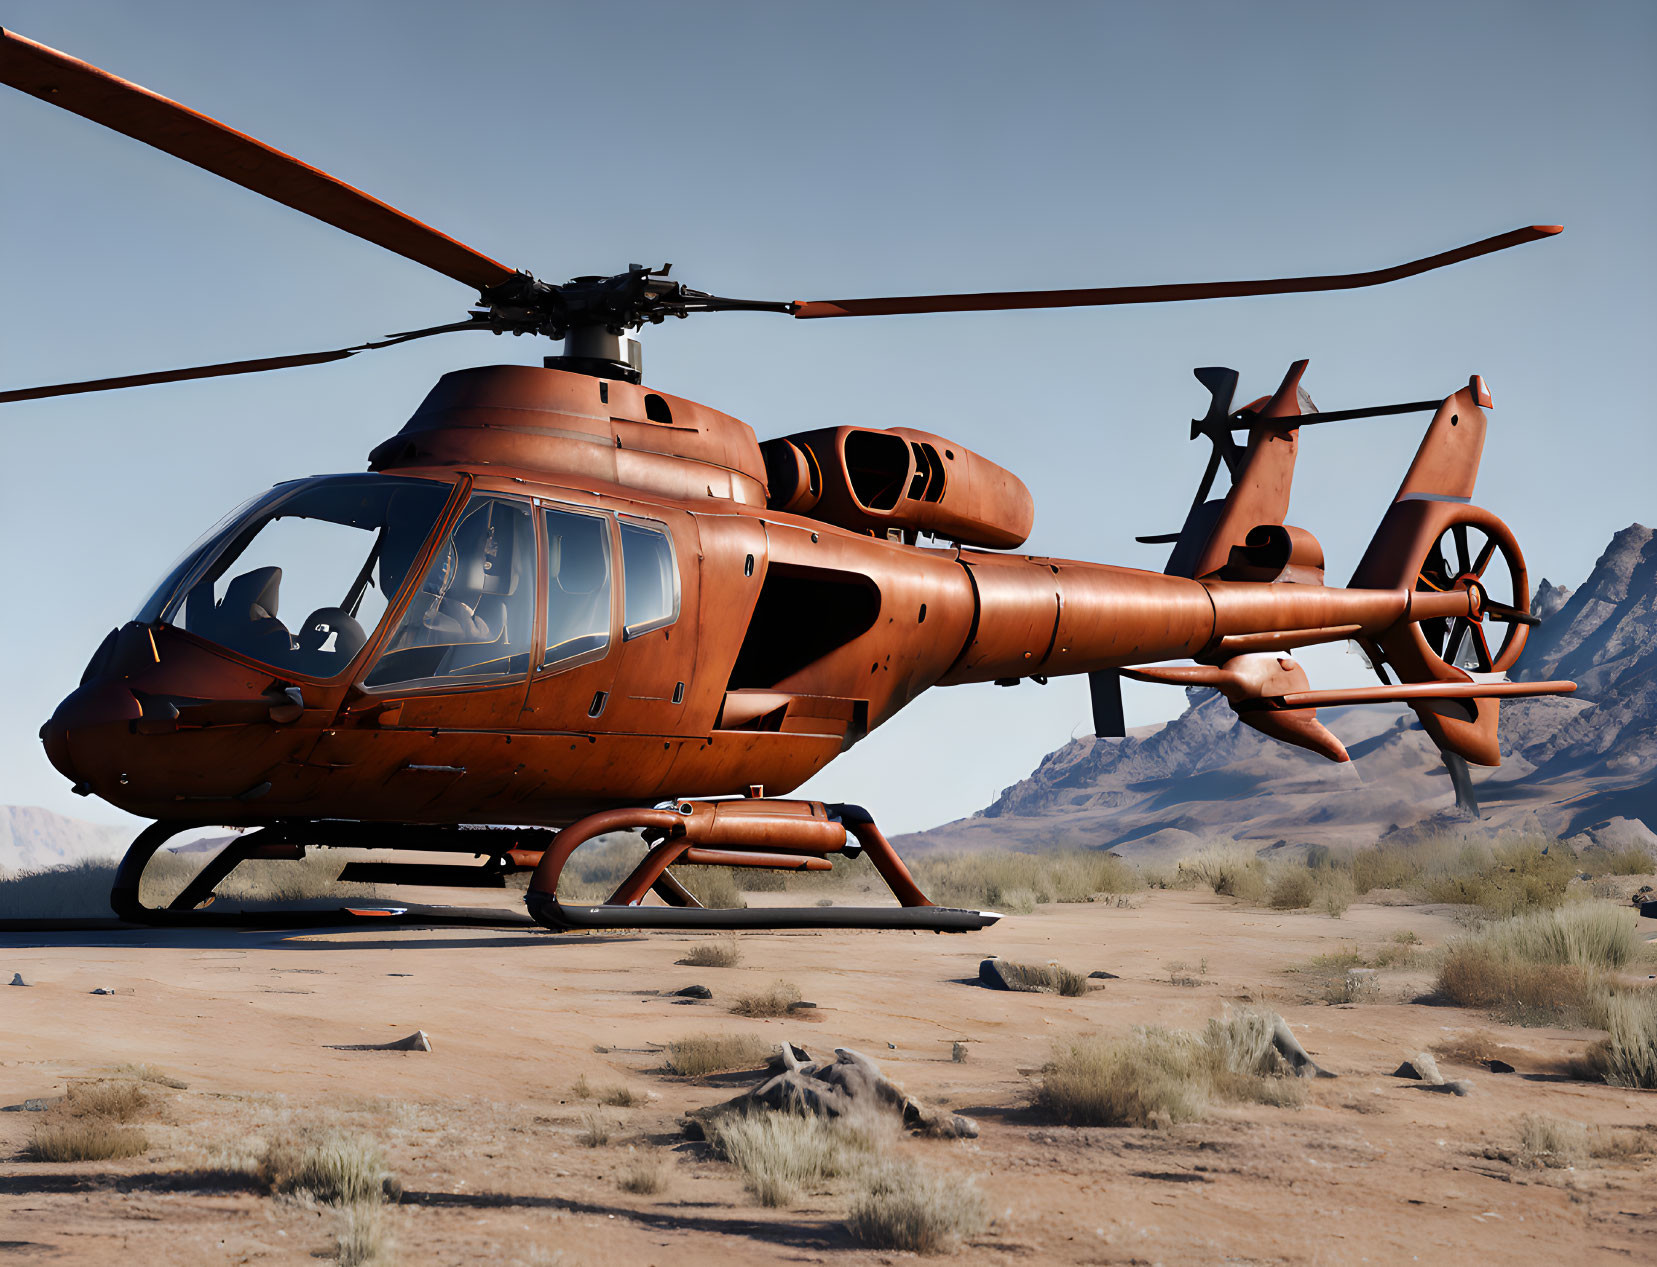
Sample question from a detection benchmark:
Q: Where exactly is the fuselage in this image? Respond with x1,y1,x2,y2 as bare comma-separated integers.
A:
41,363,1464,827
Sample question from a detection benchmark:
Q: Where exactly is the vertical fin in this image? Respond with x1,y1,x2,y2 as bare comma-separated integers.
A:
1190,360,1309,579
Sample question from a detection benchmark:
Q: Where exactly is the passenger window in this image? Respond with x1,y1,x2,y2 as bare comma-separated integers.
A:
544,506,612,668
365,495,536,688
620,520,679,638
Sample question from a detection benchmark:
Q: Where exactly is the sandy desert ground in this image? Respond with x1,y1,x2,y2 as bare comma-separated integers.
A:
3,889,1655,1266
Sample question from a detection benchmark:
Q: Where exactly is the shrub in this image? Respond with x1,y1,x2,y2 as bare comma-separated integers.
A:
26,1122,149,1161
678,936,741,968
599,1086,638,1108
61,1080,150,1123
1416,836,1576,914
986,960,1090,996
1518,1114,1588,1167
533,833,647,901
703,1109,886,1206
1436,904,1642,1026
910,850,1138,912
259,1131,392,1206
1585,990,1657,1089
675,866,747,910
1517,1113,1654,1165
1595,846,1655,877
665,1033,772,1076
1351,834,1578,913
1437,949,1591,1026
846,1162,987,1254
1176,849,1267,904
109,1063,188,1090
1034,1029,1208,1127
731,980,804,1018
1268,868,1317,909
578,1110,612,1148
1268,866,1356,916
618,1157,668,1194
1034,1007,1303,1127
335,1205,393,1267
1469,904,1640,971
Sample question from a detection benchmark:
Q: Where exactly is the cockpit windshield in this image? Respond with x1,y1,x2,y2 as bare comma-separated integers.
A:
142,475,454,678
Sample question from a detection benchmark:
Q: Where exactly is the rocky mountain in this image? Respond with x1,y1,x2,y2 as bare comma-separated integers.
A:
0,805,133,873
899,524,1656,861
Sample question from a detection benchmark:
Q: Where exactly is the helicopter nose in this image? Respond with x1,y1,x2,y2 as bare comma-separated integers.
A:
40,679,142,786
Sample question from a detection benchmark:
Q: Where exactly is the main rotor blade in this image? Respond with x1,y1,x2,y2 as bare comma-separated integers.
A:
790,226,1562,319
0,322,481,404
0,29,517,292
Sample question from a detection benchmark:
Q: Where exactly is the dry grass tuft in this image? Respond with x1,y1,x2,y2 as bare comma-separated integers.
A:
846,1162,988,1254
1585,990,1657,1089
678,936,742,968
1436,904,1643,1026
674,866,747,910
259,1130,392,1206
910,849,1138,914
1517,1113,1655,1167
22,1075,161,1162
599,1085,639,1108
1518,1113,1589,1167
62,1080,151,1122
537,833,647,902
335,1204,394,1267
1176,848,1268,904
1267,864,1355,916
703,1109,888,1207
1034,1007,1303,1127
108,1063,188,1090
578,1110,613,1147
1593,845,1655,877
26,1121,150,1162
987,960,1090,996
617,1156,669,1195
664,1032,773,1076
1035,1028,1209,1127
1352,833,1578,914
731,979,804,1017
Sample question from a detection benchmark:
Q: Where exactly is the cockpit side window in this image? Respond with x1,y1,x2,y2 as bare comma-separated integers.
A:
543,506,612,669
156,476,452,679
365,494,537,689
619,518,679,639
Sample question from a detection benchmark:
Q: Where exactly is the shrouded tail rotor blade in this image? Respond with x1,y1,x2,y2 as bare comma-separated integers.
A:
0,28,517,292
790,226,1562,319
0,322,480,404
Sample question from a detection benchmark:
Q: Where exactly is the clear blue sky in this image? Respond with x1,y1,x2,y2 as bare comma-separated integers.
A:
2,1,1652,834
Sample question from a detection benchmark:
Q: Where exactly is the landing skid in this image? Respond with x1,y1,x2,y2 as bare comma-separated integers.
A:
107,802,999,934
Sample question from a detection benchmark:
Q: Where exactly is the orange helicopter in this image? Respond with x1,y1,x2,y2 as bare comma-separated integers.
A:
3,29,1574,933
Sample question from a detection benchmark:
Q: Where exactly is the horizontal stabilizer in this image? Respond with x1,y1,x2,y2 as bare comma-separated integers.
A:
1231,678,1576,713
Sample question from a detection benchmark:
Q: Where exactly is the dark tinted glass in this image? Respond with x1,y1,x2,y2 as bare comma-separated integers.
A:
366,495,537,687
544,506,612,668
620,520,678,637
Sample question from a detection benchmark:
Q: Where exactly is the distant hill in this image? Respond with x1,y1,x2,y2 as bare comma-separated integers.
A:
0,806,132,873
899,524,1656,861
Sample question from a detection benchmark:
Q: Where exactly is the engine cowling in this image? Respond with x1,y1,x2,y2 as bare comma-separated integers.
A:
760,425,1033,550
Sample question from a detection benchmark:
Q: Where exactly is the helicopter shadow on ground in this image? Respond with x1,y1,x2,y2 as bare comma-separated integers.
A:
0,925,649,954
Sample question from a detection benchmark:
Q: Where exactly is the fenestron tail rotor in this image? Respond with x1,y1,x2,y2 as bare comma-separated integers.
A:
0,26,1565,404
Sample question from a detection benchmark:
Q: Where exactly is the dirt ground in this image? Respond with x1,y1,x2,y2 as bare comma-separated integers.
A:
3,890,1655,1265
